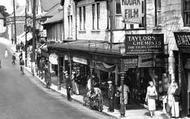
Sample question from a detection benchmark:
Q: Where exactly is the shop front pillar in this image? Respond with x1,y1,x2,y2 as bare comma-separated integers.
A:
120,71,125,117
58,57,61,90
66,53,72,101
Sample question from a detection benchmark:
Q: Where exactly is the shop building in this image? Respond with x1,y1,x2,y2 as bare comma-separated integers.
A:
42,0,169,115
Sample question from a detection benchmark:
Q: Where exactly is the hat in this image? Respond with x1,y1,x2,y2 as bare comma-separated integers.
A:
108,81,112,84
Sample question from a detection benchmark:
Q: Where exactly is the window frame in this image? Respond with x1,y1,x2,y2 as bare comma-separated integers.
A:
183,0,190,26
97,3,100,30
92,4,95,30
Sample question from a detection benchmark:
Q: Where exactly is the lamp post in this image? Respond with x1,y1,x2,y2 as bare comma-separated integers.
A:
13,0,17,44
32,0,36,76
25,4,27,67
119,46,126,117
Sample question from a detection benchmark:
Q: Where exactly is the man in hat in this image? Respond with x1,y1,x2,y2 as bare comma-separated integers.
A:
108,80,114,112
64,71,72,101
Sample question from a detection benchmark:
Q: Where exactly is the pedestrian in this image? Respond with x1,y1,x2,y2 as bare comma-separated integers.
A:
12,53,16,64
20,58,24,74
167,81,176,116
118,83,130,110
4,48,8,58
65,71,72,101
168,81,180,118
19,51,23,62
108,80,114,112
145,81,157,118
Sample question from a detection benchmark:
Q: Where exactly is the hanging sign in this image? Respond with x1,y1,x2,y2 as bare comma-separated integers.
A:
49,53,58,64
174,32,190,49
125,34,164,54
73,57,87,65
123,58,138,68
121,0,143,24
138,54,154,67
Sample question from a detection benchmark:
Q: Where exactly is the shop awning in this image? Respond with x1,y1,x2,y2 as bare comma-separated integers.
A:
47,40,124,56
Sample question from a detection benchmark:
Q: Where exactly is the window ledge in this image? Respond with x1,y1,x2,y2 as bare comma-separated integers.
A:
153,26,162,30
78,30,86,33
91,29,101,33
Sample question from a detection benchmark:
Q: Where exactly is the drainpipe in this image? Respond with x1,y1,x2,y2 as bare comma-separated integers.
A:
75,1,78,41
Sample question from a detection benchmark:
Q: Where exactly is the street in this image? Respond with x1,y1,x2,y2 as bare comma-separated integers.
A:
0,42,112,119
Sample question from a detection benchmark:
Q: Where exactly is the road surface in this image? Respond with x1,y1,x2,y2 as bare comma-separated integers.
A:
0,42,112,119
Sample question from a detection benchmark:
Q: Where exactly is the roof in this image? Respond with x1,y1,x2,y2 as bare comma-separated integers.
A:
43,4,61,18
43,10,63,25
47,40,124,56
29,0,60,12
0,13,4,19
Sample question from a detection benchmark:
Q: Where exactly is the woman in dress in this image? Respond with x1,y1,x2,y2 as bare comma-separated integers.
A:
4,48,8,58
145,81,157,117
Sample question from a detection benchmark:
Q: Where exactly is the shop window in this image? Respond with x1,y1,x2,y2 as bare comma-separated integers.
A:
183,0,190,26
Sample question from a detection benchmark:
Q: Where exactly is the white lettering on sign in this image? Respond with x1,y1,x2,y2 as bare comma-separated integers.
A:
121,0,143,24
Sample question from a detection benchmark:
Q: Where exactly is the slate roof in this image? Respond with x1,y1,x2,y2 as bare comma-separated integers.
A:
29,0,60,12
43,10,63,24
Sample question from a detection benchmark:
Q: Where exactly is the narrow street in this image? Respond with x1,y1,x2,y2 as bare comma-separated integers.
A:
0,42,111,119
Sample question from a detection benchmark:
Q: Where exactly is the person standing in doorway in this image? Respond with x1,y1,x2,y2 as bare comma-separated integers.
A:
145,81,157,118
108,80,114,112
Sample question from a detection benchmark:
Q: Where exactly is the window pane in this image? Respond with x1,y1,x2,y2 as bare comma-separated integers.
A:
79,7,82,30
83,6,86,30
116,0,121,14
185,0,190,10
92,4,95,29
97,3,100,29
185,12,190,25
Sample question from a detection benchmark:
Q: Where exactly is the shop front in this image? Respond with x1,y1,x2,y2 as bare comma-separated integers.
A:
174,32,190,116
122,34,166,107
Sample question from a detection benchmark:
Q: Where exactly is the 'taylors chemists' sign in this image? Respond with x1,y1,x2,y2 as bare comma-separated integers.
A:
121,0,144,24
125,34,164,54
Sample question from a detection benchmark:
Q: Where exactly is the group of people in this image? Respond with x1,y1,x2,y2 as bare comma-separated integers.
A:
145,80,180,118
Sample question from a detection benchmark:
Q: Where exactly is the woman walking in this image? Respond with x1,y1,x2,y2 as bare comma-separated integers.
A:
145,81,158,117
4,48,8,58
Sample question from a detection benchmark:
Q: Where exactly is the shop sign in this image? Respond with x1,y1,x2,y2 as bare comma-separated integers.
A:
138,54,164,67
138,54,154,67
49,53,58,64
73,57,87,65
123,58,138,68
121,0,143,24
174,32,190,49
125,34,164,54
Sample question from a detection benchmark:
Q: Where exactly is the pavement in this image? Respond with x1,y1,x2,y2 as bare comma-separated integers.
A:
0,37,181,119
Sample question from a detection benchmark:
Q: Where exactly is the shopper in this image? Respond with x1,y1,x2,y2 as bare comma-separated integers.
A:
145,81,157,117
108,80,114,112
119,83,130,110
171,82,180,118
